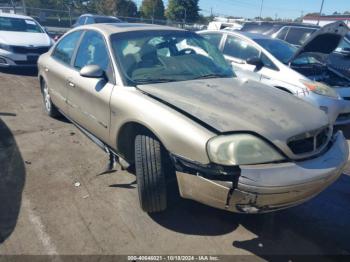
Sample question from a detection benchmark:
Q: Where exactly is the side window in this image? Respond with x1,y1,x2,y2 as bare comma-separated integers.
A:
85,16,94,25
201,33,223,48
74,30,110,73
276,27,289,41
223,35,260,61
52,30,83,65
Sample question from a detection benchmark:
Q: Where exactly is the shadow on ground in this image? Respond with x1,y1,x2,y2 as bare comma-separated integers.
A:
0,67,38,77
150,174,350,259
0,117,25,244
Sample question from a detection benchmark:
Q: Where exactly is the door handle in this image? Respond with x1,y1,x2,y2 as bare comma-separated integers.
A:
68,81,75,88
44,67,49,72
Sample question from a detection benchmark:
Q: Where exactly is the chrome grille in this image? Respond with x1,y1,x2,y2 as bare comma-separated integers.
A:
287,126,331,155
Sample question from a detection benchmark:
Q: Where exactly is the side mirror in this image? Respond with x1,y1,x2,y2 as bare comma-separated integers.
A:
246,56,264,71
80,65,105,78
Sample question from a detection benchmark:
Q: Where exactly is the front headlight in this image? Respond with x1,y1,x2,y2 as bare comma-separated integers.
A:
0,43,11,51
300,79,339,99
207,134,284,166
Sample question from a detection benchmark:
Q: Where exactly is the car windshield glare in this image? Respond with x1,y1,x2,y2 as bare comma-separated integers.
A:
0,17,43,33
254,38,297,64
111,30,234,85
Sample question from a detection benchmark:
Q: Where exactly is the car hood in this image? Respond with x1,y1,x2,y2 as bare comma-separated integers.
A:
0,31,51,46
288,21,349,64
138,78,329,148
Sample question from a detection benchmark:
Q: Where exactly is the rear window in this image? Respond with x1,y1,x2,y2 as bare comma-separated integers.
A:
0,16,43,33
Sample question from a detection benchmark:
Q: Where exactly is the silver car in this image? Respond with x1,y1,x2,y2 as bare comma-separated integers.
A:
38,23,348,214
199,22,350,125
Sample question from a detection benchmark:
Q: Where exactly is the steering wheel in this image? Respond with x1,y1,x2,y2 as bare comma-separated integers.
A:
178,48,196,55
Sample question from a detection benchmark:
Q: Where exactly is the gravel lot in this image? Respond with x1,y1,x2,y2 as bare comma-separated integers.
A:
0,68,350,260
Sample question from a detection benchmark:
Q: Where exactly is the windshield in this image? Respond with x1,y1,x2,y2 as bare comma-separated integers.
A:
254,38,297,64
0,16,43,33
111,30,234,85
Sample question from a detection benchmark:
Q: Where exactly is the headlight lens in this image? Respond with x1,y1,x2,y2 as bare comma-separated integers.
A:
300,79,339,98
207,134,284,165
0,43,11,51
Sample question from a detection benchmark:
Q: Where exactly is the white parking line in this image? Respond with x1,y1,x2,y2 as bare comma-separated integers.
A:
23,198,59,256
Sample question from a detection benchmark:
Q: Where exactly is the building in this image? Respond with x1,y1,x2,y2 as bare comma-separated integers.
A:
303,14,350,27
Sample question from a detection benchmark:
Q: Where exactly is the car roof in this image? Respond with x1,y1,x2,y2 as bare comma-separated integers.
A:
76,23,184,35
238,31,274,40
0,13,35,20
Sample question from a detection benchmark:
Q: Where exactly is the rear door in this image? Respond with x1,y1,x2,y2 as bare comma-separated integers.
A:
222,34,261,81
68,30,115,143
45,30,83,114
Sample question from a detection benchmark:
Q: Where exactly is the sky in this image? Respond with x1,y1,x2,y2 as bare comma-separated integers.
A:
134,0,350,20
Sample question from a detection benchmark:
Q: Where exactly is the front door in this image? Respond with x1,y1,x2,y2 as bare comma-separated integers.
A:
67,30,114,143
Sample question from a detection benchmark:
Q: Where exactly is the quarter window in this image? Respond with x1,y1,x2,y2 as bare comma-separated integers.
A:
223,35,260,61
74,30,110,72
52,30,83,65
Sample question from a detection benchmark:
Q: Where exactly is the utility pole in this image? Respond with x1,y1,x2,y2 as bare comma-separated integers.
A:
10,0,16,14
22,0,27,15
259,0,264,20
317,0,325,25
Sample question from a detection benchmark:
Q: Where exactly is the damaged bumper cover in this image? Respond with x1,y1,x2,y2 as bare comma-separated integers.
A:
173,131,349,214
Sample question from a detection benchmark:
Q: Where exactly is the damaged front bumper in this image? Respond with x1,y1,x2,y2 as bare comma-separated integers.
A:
173,131,349,214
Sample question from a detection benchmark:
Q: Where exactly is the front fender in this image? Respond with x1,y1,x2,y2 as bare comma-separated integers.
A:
109,86,215,164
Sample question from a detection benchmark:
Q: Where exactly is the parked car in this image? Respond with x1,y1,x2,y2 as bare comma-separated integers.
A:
0,13,53,67
38,23,348,214
72,14,122,28
240,21,320,47
328,33,350,78
199,22,350,125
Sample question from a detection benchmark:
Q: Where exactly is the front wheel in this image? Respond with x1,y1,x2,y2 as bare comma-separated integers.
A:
135,134,170,213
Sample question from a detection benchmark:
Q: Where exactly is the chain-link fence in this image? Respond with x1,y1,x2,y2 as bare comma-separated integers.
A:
0,5,207,32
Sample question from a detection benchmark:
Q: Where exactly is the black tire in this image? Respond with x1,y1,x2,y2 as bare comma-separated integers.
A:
41,79,60,118
135,134,170,213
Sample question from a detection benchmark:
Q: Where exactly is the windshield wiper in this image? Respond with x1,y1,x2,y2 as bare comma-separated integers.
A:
192,73,230,80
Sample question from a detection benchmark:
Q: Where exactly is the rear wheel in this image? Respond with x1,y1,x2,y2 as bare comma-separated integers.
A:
135,134,171,213
41,80,60,118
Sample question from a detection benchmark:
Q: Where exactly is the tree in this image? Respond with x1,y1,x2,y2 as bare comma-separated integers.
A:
140,0,165,20
91,0,138,17
166,0,200,23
